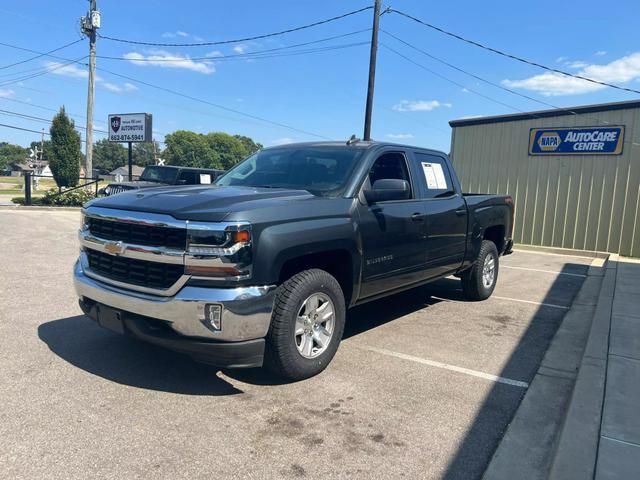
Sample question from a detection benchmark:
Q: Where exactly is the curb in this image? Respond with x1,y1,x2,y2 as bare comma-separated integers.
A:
514,243,610,259
547,258,617,480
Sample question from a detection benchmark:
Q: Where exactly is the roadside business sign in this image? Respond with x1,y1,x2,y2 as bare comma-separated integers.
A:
528,126,624,155
108,113,152,143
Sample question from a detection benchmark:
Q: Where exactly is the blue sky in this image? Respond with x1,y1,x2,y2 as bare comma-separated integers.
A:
1,0,639,153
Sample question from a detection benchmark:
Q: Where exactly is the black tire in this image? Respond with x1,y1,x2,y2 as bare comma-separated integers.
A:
461,240,499,301
265,269,346,381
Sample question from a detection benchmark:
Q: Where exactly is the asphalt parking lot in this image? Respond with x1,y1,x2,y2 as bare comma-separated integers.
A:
0,209,595,480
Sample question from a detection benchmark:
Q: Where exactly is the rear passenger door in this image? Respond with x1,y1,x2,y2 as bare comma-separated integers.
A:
413,152,467,277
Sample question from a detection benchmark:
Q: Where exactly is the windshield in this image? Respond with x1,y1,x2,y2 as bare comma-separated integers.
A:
140,166,179,183
214,147,364,196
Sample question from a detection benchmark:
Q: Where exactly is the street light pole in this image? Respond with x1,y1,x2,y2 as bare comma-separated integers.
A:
363,0,381,141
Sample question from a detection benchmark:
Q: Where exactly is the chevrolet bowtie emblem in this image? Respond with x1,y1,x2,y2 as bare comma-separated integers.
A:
104,241,125,256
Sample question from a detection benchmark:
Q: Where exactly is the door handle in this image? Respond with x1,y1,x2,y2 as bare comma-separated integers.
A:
411,213,425,222
455,209,467,216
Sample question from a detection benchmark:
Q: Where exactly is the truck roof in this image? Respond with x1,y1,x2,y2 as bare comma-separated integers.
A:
262,140,447,157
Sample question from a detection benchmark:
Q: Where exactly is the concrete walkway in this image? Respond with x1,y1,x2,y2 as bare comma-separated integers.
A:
549,255,640,480
595,257,640,479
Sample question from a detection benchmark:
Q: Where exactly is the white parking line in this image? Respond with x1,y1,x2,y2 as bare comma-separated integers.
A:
431,295,570,310
357,345,529,388
502,265,587,277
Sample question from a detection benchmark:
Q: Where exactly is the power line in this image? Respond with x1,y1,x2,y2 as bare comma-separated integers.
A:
98,6,373,47
0,39,83,71
381,30,593,118
0,42,330,139
0,123,50,135
381,43,531,115
0,108,109,134
96,29,371,62
388,8,640,96
382,36,640,147
97,65,332,139
0,57,88,87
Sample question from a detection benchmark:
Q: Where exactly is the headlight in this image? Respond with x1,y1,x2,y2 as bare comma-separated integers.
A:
185,224,252,279
80,212,89,232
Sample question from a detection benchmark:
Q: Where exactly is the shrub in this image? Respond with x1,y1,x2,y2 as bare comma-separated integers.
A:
40,187,95,206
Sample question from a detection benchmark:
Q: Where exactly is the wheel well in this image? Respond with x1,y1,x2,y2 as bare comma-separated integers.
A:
279,250,353,305
484,225,505,253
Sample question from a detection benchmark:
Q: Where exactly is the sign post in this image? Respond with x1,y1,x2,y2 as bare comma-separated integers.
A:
108,113,152,180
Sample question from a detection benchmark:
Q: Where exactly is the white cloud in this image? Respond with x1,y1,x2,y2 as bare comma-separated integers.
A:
556,56,569,64
123,50,215,74
233,44,248,54
101,82,123,93
45,61,88,79
206,50,224,58
162,30,190,39
176,31,188,37
595,50,607,56
386,133,414,139
392,100,452,112
461,88,469,93
123,82,138,91
566,60,588,69
0,88,15,98
270,137,295,145
503,52,640,96
161,32,176,38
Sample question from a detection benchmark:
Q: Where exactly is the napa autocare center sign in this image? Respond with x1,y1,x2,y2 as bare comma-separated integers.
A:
529,126,625,155
108,113,152,143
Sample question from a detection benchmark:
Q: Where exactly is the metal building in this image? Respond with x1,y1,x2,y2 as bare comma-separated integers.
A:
449,100,640,257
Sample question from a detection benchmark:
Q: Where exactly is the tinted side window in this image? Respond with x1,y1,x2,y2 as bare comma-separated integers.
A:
178,170,198,184
414,153,454,199
368,152,413,199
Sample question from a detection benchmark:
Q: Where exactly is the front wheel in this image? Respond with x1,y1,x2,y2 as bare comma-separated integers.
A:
265,269,346,381
461,240,499,301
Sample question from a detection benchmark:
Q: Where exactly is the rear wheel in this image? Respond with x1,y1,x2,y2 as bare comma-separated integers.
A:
461,240,499,301
265,269,345,381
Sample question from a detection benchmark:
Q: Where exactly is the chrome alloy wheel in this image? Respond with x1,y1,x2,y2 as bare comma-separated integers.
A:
295,293,335,359
482,254,496,288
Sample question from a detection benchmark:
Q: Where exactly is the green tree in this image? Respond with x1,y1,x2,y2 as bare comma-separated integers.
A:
205,132,247,169
92,139,127,173
234,135,263,157
133,140,161,167
0,142,28,170
49,107,81,187
163,130,219,168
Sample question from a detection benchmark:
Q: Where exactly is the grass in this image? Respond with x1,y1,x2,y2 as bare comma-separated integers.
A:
0,175,57,193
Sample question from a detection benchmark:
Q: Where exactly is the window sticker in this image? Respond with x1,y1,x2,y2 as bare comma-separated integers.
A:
200,174,212,184
421,162,448,189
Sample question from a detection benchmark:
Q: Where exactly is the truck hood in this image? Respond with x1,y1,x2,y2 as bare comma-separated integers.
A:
106,181,166,189
87,185,317,221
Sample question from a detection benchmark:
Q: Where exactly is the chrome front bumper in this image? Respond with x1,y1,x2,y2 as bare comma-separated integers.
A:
74,259,276,341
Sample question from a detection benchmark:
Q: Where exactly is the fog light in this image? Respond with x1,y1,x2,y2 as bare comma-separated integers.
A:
199,303,222,331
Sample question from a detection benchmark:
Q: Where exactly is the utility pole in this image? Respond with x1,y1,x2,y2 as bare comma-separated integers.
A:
363,0,381,141
40,128,44,164
81,0,100,178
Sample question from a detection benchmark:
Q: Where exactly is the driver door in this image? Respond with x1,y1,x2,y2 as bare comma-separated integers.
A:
356,151,428,299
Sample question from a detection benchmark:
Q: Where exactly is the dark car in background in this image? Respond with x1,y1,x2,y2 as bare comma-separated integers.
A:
101,165,225,196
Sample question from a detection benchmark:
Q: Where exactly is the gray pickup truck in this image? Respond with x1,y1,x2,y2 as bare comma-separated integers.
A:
75,141,514,380
101,165,225,196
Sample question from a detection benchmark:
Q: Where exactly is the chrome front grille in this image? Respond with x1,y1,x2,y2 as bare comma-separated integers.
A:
86,249,184,289
88,217,187,250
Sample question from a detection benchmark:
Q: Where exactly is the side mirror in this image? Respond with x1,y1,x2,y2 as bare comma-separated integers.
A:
364,179,410,203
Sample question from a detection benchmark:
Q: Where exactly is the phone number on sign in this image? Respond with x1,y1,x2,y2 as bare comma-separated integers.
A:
109,134,146,142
